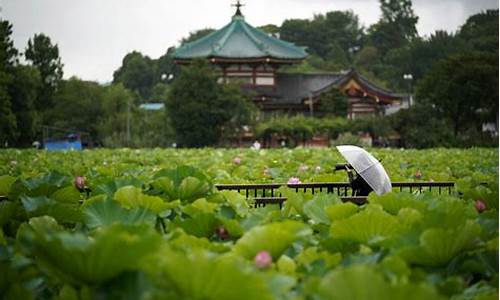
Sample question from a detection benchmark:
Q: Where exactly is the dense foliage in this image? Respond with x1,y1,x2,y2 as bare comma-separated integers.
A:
166,60,256,147
0,148,497,299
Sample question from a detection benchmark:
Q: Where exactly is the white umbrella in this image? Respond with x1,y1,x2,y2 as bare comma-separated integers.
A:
336,145,392,196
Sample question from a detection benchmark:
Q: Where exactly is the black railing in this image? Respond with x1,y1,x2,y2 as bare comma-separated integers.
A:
215,181,455,208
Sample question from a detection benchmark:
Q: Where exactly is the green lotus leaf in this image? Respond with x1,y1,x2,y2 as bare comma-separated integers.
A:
151,177,177,200
178,176,210,202
454,281,499,300
315,264,445,300
279,188,308,216
277,255,296,275
379,255,411,283
325,202,359,221
422,196,477,229
190,198,218,214
368,192,427,215
399,220,482,267
168,229,230,253
114,186,169,213
218,217,244,238
50,186,81,204
142,247,275,300
154,165,209,186
295,246,342,270
0,175,16,196
173,212,219,238
94,177,143,197
0,201,17,227
233,220,312,259
264,273,296,299
20,195,82,224
330,204,400,245
17,216,162,285
8,172,69,201
83,198,156,229
303,194,340,224
20,196,52,213
220,190,249,217
240,205,281,231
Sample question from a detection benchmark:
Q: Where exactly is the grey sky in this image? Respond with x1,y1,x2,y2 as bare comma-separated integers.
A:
2,0,498,82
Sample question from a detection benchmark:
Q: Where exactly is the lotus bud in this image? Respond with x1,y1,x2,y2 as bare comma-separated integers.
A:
315,166,321,173
475,199,486,213
288,177,301,185
233,156,241,165
415,170,422,179
254,250,272,269
216,226,230,240
74,176,86,192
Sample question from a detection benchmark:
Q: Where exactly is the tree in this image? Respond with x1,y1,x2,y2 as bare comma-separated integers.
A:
459,9,498,53
0,73,16,146
49,77,104,142
417,52,498,139
367,0,418,54
318,88,348,117
156,47,177,82
113,51,156,100
166,60,254,147
9,65,41,146
97,83,134,147
280,11,364,62
0,19,18,145
258,24,280,37
25,33,63,112
389,103,454,148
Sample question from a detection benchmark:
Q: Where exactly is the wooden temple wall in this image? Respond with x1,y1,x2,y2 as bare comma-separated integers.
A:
347,97,378,119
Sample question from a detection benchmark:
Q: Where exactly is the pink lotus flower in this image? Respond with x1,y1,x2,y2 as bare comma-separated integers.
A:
288,177,301,185
254,250,272,269
233,156,241,165
475,199,487,213
74,176,86,191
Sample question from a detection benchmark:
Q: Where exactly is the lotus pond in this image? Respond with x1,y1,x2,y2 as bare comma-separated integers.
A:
0,148,498,299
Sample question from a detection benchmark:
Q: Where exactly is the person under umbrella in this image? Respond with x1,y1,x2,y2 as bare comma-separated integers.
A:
335,145,392,197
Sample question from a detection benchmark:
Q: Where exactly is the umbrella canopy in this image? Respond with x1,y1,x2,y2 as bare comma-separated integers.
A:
336,145,392,196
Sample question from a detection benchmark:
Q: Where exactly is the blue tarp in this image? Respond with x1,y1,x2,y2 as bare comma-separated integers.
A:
44,134,83,151
44,140,82,151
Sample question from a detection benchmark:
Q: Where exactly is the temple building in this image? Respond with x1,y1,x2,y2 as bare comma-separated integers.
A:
173,2,403,119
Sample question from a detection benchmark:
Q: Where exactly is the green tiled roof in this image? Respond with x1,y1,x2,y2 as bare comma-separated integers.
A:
174,14,308,61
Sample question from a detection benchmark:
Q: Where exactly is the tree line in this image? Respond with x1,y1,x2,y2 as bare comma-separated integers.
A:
0,1,497,148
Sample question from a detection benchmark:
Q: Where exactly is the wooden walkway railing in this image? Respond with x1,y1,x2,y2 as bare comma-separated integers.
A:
0,182,456,208
215,181,455,208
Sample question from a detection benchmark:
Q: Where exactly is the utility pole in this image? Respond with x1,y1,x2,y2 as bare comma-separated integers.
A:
403,74,413,107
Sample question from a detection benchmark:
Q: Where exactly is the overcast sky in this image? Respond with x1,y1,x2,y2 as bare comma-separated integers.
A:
2,0,498,82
